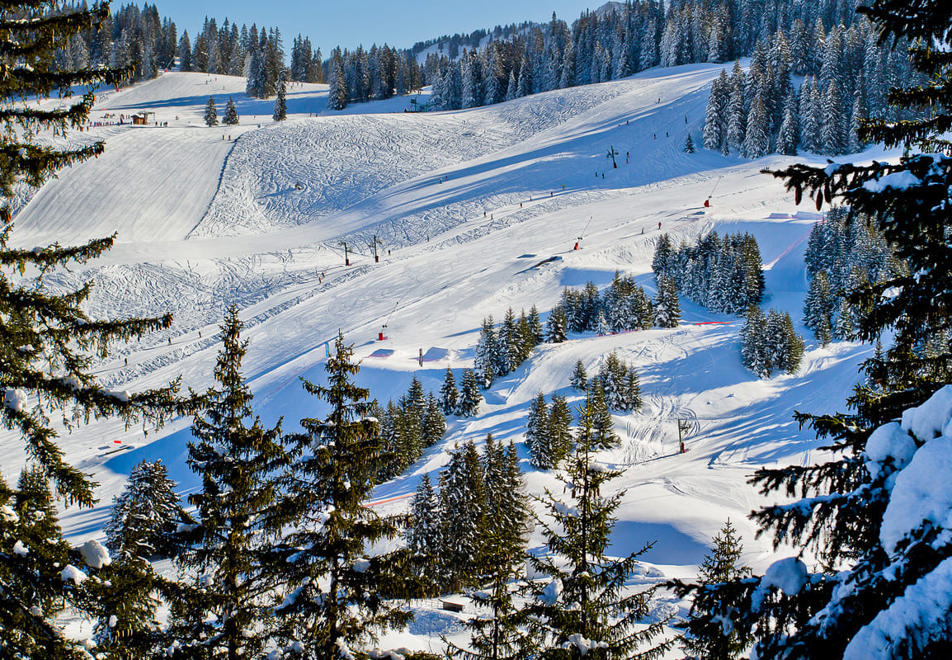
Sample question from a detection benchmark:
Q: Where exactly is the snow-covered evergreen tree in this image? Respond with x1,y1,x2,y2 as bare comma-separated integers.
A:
203,96,217,126
475,316,500,388
169,306,286,658
546,305,568,343
804,271,835,345
439,367,459,415
571,359,588,391
704,69,729,152
654,274,681,328
526,392,551,469
328,49,348,110
726,63,747,153
457,369,482,418
406,474,441,594
105,459,182,559
222,96,239,125
675,520,752,659
0,5,184,652
696,4,952,650
272,69,287,120
741,306,770,378
547,394,574,467
777,93,799,155
521,393,672,657
742,94,770,158
274,332,410,657
422,393,446,448
449,439,529,659
439,439,488,591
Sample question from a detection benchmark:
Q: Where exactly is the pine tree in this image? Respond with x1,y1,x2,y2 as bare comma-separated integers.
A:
406,374,426,419
91,550,163,657
684,133,696,153
169,306,286,658
528,305,545,344
833,296,854,340
740,305,771,378
589,379,619,450
457,369,482,418
406,474,441,595
652,234,675,280
622,367,643,413
275,332,410,657
3,468,72,645
440,367,459,415
497,308,518,375
571,359,588,391
704,70,729,152
821,80,846,155
726,63,747,152
777,94,799,155
328,49,348,110
439,439,488,591
222,96,239,125
521,394,671,658
547,394,574,466
527,392,551,468
422,393,446,448
779,312,805,375
483,439,531,572
450,439,530,659
803,271,834,345
203,96,217,126
475,316,500,388
546,305,568,343
742,95,770,158
0,5,183,654
654,274,681,328
105,459,183,559
675,520,752,660
272,70,287,120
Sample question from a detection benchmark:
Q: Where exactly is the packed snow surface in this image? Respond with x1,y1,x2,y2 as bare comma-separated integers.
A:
2,66,897,653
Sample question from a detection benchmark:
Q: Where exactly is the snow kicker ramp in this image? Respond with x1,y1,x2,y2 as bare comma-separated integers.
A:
13,127,234,246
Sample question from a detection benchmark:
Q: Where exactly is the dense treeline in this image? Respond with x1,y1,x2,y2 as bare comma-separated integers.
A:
417,0,906,113
374,377,447,481
652,231,764,314
703,18,918,157
406,435,529,594
474,306,545,387
55,4,294,98
802,206,898,344
740,306,804,377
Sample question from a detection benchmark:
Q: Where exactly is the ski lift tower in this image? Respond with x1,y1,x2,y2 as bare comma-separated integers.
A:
339,241,350,266
369,234,383,263
607,145,619,168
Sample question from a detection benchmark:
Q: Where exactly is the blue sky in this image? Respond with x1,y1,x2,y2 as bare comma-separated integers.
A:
152,0,603,52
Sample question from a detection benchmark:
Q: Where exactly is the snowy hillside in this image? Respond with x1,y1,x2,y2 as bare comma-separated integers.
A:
6,65,888,652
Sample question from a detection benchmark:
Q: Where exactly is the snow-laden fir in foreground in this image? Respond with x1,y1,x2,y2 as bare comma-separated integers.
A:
3,63,895,652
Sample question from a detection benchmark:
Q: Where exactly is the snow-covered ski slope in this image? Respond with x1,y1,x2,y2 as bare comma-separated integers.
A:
6,66,889,650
